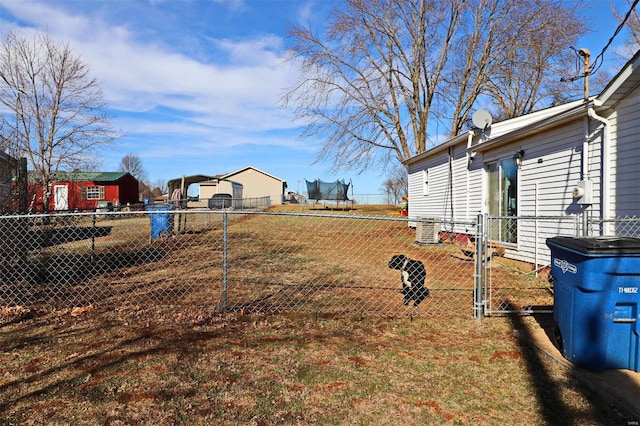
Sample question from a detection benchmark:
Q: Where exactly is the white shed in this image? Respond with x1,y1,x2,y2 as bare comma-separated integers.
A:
220,166,287,206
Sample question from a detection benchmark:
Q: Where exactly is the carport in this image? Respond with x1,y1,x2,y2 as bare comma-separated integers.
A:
167,174,216,206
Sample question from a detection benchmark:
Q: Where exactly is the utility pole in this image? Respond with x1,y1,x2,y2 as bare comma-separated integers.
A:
579,47,591,236
579,48,591,100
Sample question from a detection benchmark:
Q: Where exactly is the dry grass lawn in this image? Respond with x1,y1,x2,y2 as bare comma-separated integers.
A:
0,205,631,424
0,308,631,425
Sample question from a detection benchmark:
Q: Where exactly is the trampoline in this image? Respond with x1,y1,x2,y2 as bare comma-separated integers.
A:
305,179,353,209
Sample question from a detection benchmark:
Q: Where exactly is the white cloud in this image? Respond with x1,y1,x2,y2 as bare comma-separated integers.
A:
0,0,300,133
0,0,365,190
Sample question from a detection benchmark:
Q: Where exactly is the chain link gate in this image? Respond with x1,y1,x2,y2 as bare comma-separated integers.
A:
479,214,640,317
479,215,583,316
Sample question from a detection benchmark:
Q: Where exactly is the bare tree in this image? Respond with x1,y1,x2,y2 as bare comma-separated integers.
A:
612,0,640,59
0,31,117,212
445,0,583,126
487,1,587,119
381,163,407,204
151,178,167,196
119,153,147,182
283,0,585,172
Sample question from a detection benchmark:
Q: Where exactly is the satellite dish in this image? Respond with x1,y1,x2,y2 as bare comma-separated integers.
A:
472,110,493,131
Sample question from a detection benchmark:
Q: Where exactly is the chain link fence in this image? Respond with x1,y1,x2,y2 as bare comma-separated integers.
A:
0,210,480,318
483,216,579,315
588,215,640,238
1,210,638,320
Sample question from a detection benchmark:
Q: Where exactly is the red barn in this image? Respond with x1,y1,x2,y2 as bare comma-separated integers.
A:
28,171,139,212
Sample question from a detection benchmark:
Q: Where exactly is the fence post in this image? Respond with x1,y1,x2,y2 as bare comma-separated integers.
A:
474,213,485,321
221,210,228,313
91,213,96,264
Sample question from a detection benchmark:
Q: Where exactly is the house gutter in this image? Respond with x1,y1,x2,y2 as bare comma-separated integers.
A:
587,100,611,230
403,133,469,166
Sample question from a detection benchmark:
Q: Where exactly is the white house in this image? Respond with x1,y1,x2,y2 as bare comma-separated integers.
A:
404,49,640,265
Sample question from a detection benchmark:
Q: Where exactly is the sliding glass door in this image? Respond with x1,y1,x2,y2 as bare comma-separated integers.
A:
487,159,518,243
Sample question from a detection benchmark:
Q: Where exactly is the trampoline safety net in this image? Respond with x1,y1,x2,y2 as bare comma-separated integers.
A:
305,179,350,201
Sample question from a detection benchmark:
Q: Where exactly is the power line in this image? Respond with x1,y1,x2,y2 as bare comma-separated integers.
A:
589,0,639,76
561,0,639,83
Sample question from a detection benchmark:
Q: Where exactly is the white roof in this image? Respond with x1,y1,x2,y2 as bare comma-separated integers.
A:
405,100,584,165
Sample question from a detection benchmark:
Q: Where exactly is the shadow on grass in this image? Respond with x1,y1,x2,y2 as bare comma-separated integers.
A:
31,225,113,248
508,312,575,425
510,309,638,425
0,322,206,413
0,313,351,421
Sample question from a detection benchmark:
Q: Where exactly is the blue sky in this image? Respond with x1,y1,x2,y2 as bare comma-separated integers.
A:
0,0,636,196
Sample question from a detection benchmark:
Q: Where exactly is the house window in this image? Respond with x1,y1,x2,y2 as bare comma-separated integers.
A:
82,186,105,200
422,169,429,196
487,159,518,243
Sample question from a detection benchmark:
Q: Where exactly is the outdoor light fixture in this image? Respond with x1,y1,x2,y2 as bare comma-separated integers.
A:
513,149,525,169
467,151,477,167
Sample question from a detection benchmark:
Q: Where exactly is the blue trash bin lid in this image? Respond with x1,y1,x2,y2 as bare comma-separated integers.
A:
147,204,174,211
546,236,640,255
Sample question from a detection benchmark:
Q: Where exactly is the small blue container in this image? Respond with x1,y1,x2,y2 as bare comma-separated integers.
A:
546,236,640,372
148,204,175,239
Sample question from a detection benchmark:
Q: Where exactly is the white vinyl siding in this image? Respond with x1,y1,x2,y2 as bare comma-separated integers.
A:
609,84,640,218
518,120,585,217
503,120,585,263
408,144,485,222
422,169,429,195
408,150,449,218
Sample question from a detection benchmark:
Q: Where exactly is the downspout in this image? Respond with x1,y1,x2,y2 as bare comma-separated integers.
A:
587,100,610,235
535,181,539,275
581,114,590,235
582,116,590,183
448,147,454,222
466,130,475,220
580,49,591,236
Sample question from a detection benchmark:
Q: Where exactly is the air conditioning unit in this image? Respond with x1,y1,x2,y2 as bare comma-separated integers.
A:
416,217,441,244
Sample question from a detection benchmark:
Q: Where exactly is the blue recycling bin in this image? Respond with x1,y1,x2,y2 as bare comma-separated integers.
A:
546,236,640,372
148,204,175,239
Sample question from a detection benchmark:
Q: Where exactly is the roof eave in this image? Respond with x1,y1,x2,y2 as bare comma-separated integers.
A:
403,133,470,166
221,166,285,183
469,104,587,153
596,48,640,108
